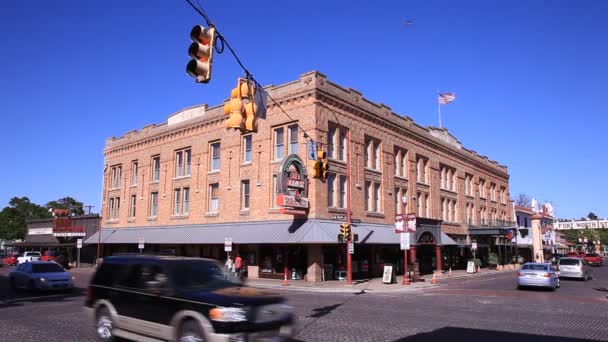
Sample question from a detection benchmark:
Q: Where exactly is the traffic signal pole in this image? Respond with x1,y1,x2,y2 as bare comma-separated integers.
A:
346,129,353,285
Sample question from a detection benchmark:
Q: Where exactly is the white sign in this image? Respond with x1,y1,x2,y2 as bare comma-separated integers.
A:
406,214,417,232
138,237,145,250
395,214,405,233
53,232,86,237
224,238,233,252
467,261,476,273
28,227,53,235
382,265,394,284
400,233,410,250
472,242,478,251
348,241,354,254
77,239,83,249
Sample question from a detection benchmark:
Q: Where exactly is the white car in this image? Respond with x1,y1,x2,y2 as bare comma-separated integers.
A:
17,251,41,265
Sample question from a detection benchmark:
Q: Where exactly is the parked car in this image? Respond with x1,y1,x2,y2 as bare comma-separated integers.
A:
9,261,74,292
85,255,294,342
549,253,565,265
583,252,603,267
3,253,21,266
41,250,57,262
517,263,560,290
566,251,586,258
558,257,593,280
17,251,41,264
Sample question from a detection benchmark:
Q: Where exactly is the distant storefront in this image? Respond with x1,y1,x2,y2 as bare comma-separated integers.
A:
8,214,100,265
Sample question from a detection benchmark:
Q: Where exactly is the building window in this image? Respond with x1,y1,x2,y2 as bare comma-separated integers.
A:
339,175,347,209
328,124,348,161
288,125,298,154
465,174,473,196
417,192,429,218
500,186,506,204
152,156,160,182
490,183,496,201
395,187,407,214
479,178,486,198
274,127,284,160
327,173,336,207
394,147,407,178
131,161,138,186
175,148,191,178
110,165,122,189
243,135,252,163
364,136,380,170
416,157,428,184
272,174,278,208
129,195,136,219
241,180,250,210
209,183,219,213
466,203,475,224
150,192,159,217
108,196,120,220
480,206,487,225
365,180,381,213
210,142,220,171
173,188,182,215
440,165,457,191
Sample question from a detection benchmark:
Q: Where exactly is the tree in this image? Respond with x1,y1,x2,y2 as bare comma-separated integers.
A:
513,193,531,207
0,197,51,240
46,197,84,216
587,212,598,220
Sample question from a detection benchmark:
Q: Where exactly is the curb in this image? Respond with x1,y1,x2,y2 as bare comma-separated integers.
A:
247,282,435,293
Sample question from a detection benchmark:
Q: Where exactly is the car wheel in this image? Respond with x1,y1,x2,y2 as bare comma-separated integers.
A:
96,307,116,341
178,320,205,342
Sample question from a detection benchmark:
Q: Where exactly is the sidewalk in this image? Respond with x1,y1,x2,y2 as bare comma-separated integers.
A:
247,267,518,293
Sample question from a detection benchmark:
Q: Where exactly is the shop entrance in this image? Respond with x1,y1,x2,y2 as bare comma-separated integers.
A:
416,231,438,275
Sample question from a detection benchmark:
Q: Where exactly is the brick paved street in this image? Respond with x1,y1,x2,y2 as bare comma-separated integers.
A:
0,264,607,341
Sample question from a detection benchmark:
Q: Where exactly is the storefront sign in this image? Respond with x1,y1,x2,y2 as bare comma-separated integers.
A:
53,218,85,237
28,227,53,235
275,154,309,215
467,261,476,273
382,265,394,284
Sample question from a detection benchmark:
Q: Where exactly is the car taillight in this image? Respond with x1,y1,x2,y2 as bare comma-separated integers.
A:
543,273,551,277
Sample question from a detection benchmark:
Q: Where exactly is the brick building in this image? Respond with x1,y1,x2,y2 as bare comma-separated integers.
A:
86,71,513,281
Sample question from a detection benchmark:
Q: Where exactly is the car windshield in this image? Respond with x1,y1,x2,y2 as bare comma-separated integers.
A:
28,252,41,256
170,260,241,289
559,259,580,266
522,264,548,271
32,263,65,273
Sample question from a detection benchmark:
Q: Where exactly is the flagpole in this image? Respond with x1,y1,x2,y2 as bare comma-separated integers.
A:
438,102,442,128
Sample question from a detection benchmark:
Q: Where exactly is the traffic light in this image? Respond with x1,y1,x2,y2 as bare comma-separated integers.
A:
186,25,216,83
223,79,258,132
312,150,329,179
340,222,351,242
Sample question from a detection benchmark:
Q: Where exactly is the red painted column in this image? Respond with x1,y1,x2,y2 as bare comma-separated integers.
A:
435,245,442,275
402,247,409,285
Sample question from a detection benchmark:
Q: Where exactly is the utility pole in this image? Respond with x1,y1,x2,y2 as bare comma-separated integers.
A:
346,129,353,285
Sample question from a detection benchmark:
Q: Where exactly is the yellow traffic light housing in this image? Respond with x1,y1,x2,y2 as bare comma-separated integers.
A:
312,161,323,178
313,150,329,179
340,223,351,241
224,78,258,133
186,25,216,83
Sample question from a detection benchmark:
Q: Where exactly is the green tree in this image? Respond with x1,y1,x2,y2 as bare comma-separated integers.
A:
46,196,84,216
587,212,598,220
0,197,51,240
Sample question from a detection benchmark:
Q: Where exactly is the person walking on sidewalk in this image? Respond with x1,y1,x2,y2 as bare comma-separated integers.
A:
225,255,234,274
235,254,243,280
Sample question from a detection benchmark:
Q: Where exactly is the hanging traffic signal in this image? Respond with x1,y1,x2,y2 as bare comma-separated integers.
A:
318,150,329,180
186,25,216,83
223,78,258,132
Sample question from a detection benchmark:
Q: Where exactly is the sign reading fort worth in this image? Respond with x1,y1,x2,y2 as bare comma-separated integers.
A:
275,154,309,216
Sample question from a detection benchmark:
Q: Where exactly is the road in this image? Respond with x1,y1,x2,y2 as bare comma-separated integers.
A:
0,263,607,341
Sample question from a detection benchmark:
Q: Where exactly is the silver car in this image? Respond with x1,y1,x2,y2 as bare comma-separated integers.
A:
558,257,593,281
517,263,560,290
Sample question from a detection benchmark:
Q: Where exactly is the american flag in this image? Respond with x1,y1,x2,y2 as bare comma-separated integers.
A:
438,92,456,105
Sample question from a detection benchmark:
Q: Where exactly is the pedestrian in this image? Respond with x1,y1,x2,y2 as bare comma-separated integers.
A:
235,254,243,280
225,255,234,273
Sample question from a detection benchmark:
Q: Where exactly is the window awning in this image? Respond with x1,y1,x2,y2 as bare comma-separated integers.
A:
85,219,460,246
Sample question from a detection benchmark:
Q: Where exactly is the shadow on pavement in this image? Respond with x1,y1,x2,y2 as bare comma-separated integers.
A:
392,327,597,342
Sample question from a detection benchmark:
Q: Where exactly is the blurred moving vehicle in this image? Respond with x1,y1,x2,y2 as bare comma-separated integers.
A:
517,263,560,290
9,261,74,292
582,252,603,267
17,251,41,264
566,251,586,258
2,253,20,266
86,255,294,342
41,250,57,262
558,257,593,280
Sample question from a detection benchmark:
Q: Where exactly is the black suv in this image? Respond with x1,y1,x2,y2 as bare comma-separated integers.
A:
85,255,294,342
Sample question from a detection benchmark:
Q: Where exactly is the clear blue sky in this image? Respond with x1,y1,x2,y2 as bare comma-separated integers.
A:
1,0,606,219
